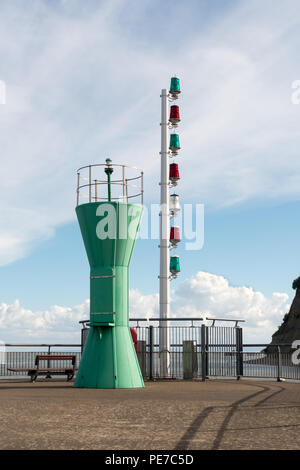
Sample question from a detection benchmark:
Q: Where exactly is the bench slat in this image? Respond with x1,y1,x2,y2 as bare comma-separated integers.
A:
36,368,74,372
8,368,74,373
37,355,76,361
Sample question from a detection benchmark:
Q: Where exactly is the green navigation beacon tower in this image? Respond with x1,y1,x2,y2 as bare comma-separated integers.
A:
74,159,144,389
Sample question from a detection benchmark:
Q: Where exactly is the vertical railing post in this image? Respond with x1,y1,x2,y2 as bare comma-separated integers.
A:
149,325,154,381
236,327,243,380
141,171,144,205
89,165,92,203
47,345,51,368
122,166,126,203
77,172,80,206
205,325,209,378
94,179,98,202
46,345,51,379
277,345,282,382
201,324,207,382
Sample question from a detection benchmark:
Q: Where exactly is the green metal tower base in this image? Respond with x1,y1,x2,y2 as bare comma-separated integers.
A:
74,201,144,389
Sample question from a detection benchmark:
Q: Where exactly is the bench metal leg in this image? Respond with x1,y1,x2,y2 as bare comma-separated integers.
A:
30,372,38,383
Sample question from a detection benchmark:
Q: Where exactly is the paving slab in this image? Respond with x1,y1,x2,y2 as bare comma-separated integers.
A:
0,378,299,450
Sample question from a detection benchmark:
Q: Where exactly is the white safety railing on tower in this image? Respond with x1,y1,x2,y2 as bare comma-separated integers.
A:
76,161,144,206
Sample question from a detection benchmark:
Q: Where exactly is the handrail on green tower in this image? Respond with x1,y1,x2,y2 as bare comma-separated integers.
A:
76,160,144,206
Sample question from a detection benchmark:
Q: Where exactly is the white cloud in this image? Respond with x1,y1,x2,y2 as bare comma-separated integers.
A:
0,272,290,344
173,272,290,343
129,289,158,320
0,299,89,343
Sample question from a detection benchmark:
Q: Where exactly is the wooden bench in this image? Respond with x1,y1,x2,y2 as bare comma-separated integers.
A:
8,354,76,382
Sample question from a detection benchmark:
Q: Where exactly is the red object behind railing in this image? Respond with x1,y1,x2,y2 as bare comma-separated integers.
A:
130,327,138,353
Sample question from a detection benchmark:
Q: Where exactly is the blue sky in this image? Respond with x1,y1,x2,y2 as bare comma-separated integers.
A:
0,0,300,343
1,200,299,309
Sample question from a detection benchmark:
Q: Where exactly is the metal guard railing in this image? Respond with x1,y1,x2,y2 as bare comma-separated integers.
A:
76,163,144,206
1,335,300,383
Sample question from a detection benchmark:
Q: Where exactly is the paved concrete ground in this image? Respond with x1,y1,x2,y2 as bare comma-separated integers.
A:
0,378,299,450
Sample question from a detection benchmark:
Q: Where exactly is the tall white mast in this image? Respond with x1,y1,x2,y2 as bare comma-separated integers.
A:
159,88,171,377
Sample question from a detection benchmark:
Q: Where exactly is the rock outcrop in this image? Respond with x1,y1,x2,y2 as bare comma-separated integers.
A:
267,277,300,352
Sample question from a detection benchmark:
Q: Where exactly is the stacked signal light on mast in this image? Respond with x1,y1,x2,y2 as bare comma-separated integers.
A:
158,76,182,378
169,77,181,280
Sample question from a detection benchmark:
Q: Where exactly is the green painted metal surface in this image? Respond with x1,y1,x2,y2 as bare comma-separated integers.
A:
170,255,180,273
170,76,180,93
169,133,180,151
74,201,144,389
